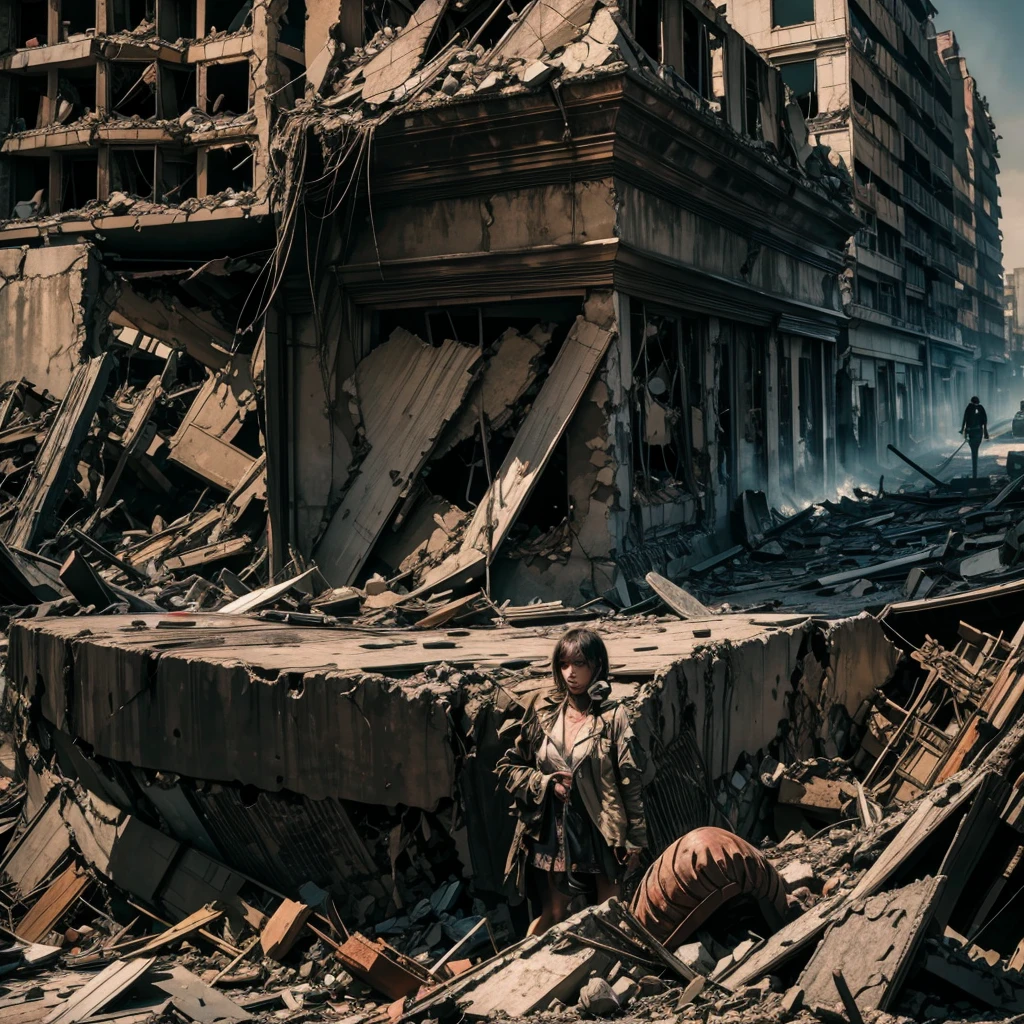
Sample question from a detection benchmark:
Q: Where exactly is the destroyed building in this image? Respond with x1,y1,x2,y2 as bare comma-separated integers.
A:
938,29,1008,418
729,0,1008,473
267,0,860,604
0,0,311,221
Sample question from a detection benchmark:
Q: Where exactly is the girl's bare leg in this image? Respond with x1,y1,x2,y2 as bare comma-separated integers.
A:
528,872,573,935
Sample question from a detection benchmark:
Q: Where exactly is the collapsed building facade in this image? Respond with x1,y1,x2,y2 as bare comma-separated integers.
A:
269,0,859,604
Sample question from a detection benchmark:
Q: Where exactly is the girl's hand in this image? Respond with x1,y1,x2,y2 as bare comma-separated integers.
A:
552,771,572,802
616,848,641,872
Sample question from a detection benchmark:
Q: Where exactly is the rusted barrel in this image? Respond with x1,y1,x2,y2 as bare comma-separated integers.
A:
630,826,788,949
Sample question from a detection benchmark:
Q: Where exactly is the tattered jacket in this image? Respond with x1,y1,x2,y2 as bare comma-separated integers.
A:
495,690,648,891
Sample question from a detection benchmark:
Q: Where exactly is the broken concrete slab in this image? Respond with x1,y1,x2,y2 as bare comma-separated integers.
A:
314,330,480,585
798,876,945,1013
7,353,113,551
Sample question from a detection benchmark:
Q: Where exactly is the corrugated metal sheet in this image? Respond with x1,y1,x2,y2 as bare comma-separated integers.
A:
191,784,377,896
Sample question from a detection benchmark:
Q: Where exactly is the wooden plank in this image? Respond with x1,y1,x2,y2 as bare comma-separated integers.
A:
417,313,613,593
314,330,480,585
44,958,156,1024
16,863,88,943
259,899,313,961
2,797,69,898
0,539,66,604
150,965,250,1022
94,373,166,512
933,771,1008,926
129,905,223,957
645,573,712,619
168,424,257,492
114,282,230,370
218,568,316,616
7,354,113,551
60,550,117,611
799,876,945,1013
161,536,251,571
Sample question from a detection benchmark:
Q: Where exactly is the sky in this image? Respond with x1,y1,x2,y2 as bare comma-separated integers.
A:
933,0,1024,272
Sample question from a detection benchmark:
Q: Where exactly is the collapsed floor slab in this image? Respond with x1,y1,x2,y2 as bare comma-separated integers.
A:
9,611,898,905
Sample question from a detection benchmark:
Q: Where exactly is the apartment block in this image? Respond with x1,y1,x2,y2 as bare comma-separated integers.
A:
938,30,1008,415
729,0,992,466
0,0,314,242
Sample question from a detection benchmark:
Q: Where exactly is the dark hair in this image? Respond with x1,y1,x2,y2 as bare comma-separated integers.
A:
971,396,980,404
551,627,610,696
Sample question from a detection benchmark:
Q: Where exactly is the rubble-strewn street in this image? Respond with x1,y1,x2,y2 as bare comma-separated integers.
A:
0,0,1021,1019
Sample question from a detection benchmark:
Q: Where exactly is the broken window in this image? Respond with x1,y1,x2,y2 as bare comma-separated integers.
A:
17,0,48,47
13,74,48,131
158,66,196,118
61,0,96,37
856,211,877,253
111,63,158,120
156,0,195,40
111,0,154,32
56,68,96,122
61,153,99,209
278,0,306,49
111,147,156,199
744,48,761,139
204,143,254,194
632,0,662,64
732,325,768,491
878,223,901,261
857,276,877,308
779,59,817,119
10,156,49,217
201,0,253,36
203,60,251,115
878,280,900,318
158,155,197,203
681,8,713,100
629,304,705,501
772,0,814,28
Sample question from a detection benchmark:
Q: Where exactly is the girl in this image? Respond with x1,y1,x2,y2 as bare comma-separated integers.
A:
496,627,647,935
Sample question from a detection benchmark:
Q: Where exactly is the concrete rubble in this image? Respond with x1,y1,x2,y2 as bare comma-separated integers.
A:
3,333,1024,1023
0,0,1018,1020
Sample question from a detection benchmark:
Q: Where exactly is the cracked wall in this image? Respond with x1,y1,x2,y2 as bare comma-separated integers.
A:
0,242,108,395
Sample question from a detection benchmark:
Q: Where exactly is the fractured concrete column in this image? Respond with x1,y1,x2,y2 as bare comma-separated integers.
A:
0,243,110,397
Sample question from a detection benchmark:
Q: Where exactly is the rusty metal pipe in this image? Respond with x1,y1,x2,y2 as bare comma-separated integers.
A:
629,827,788,949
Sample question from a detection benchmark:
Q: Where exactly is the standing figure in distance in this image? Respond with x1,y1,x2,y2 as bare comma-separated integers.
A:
960,395,989,480
496,627,647,936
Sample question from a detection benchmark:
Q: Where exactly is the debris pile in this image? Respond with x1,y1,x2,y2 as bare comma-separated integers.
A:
650,453,1024,619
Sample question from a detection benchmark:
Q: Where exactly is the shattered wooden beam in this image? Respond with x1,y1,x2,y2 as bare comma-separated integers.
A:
314,330,480,585
7,353,113,552
414,305,614,595
113,279,231,370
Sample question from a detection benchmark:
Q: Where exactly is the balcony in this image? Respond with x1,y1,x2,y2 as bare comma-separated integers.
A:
924,314,960,342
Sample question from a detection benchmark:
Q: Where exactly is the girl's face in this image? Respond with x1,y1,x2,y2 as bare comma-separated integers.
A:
560,651,595,696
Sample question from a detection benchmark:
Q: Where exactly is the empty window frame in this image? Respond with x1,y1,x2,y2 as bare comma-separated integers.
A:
62,153,99,209
16,0,48,46
744,48,761,138
203,143,254,194
61,0,97,36
779,59,817,118
772,0,814,28
10,156,50,217
110,62,158,119
203,60,251,115
53,68,97,124
111,147,156,199
201,0,253,36
110,0,152,32
14,74,48,131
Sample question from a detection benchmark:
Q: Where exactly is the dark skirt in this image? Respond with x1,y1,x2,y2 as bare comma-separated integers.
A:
529,785,619,881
